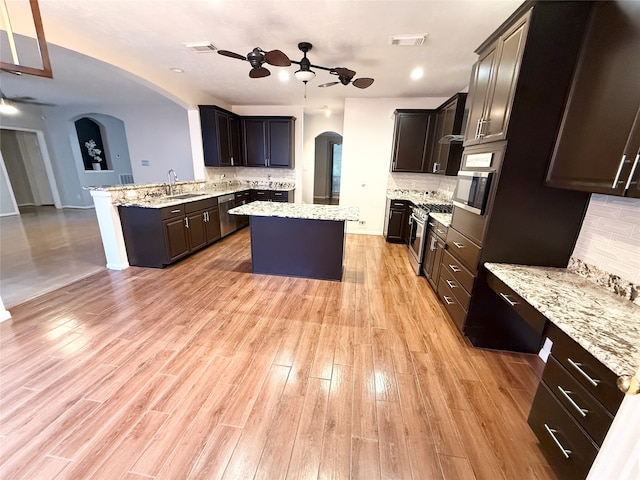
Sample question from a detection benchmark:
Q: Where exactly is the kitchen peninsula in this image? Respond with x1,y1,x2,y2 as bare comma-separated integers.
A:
229,202,359,281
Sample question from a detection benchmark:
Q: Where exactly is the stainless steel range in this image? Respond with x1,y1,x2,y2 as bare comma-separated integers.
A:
407,202,452,275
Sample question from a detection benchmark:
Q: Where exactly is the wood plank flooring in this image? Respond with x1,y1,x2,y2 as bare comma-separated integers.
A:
0,229,557,479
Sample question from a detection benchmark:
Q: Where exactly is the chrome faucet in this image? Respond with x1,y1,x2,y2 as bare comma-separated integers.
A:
167,169,178,196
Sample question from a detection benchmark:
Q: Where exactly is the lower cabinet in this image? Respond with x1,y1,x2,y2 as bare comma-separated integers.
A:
251,189,294,203
423,217,448,288
234,191,251,229
120,198,221,268
385,199,410,243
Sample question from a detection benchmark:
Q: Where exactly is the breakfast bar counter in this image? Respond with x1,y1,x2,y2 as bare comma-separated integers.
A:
229,202,359,281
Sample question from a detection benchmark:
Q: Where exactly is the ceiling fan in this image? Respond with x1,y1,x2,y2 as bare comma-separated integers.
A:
318,67,375,89
217,47,291,78
0,90,54,111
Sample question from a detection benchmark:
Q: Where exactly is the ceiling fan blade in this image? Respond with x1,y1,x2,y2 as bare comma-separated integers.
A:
353,78,374,89
318,81,340,88
265,49,291,67
334,67,356,79
218,50,247,61
249,66,271,78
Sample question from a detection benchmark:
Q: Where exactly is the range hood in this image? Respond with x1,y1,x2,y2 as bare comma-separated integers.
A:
438,134,464,145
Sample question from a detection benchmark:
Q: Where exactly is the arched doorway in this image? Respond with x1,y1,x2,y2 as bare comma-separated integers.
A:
313,132,342,205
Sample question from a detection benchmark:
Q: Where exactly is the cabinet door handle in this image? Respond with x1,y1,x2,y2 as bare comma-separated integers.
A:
624,153,640,190
430,237,437,251
230,156,234,166
443,296,455,305
557,386,588,417
453,242,465,249
612,154,628,188
479,118,488,138
475,119,482,139
433,163,439,173
448,264,461,273
203,212,207,222
543,424,572,459
265,158,269,166
185,217,189,228
171,209,181,214
567,358,600,387
499,293,519,307
446,280,457,289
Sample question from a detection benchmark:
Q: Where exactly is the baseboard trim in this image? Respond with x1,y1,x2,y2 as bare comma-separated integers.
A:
61,205,95,210
0,308,12,323
106,262,130,270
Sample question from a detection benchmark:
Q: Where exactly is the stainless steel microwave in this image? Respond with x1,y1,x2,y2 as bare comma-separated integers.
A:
452,170,493,215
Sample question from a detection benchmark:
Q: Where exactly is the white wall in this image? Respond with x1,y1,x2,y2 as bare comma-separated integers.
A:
232,105,304,203
571,194,640,284
302,113,344,204
341,97,448,235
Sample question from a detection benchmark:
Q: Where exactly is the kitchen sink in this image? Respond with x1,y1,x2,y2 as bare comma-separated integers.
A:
168,193,207,199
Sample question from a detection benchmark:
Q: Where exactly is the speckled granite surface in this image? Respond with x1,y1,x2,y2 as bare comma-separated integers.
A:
386,189,451,205
429,213,452,228
484,262,640,377
89,180,295,208
568,257,640,305
228,201,359,222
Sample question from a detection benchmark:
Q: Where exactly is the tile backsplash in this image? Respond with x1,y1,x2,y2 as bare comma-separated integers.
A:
387,172,457,200
571,194,640,285
205,167,296,184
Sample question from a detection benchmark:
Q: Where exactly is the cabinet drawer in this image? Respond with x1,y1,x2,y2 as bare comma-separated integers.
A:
445,227,481,272
528,383,598,480
546,323,624,415
543,356,614,446
184,197,216,214
161,205,185,219
272,191,289,202
438,275,468,332
390,200,409,209
441,249,475,293
428,218,448,241
439,264,471,311
486,270,547,338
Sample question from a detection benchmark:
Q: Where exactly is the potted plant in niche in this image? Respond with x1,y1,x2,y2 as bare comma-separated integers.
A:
85,139,103,170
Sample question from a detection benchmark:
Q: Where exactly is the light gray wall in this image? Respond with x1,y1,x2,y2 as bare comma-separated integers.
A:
1,130,34,205
0,151,17,215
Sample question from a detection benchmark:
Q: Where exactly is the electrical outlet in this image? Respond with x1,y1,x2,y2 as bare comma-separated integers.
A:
359,220,366,225
141,160,150,166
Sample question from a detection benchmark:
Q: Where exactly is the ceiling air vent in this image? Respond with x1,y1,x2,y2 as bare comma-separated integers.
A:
183,42,217,52
389,34,428,46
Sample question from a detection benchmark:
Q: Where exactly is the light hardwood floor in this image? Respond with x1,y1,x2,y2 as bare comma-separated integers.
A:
0,229,557,480
0,206,106,308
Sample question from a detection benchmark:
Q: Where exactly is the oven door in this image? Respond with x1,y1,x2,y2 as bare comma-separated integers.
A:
407,212,426,275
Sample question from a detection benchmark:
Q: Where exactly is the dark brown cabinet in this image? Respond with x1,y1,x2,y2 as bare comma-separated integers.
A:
384,199,410,242
234,191,251,229
199,106,243,167
431,93,467,175
242,117,295,168
423,217,448,289
464,12,529,146
545,2,640,198
528,322,623,480
251,190,294,203
119,198,221,268
390,110,437,173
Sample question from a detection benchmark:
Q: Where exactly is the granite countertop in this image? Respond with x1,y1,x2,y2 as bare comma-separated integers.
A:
484,262,640,377
429,212,452,227
386,189,451,206
228,201,359,222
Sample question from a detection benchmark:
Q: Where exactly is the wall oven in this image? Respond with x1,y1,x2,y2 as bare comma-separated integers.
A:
452,170,493,215
407,206,428,275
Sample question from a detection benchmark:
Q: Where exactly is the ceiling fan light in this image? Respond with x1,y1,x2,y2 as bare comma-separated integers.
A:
0,98,18,115
294,69,315,83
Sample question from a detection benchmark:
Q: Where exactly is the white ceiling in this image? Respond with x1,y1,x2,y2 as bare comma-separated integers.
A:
1,0,522,113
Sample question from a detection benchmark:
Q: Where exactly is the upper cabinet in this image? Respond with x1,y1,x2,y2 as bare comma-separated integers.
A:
242,116,296,169
390,110,437,173
464,12,529,146
545,2,640,198
199,106,243,167
432,93,468,175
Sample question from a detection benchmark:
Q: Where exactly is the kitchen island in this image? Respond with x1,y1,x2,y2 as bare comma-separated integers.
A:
229,202,359,281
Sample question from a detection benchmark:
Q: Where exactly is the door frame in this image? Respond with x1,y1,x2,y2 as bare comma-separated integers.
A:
0,126,62,210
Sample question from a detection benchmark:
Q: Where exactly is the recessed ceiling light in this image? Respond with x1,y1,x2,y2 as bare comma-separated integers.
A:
278,71,290,82
170,67,184,73
410,67,424,80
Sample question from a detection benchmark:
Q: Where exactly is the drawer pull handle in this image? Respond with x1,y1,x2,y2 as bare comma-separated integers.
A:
446,280,457,289
543,424,572,459
567,358,600,387
499,293,519,307
443,296,455,305
453,242,466,249
557,386,588,417
437,229,446,235
429,222,436,227
448,264,461,273
171,209,181,213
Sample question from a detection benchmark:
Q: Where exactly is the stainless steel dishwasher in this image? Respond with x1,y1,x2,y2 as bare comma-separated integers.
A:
218,194,236,237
